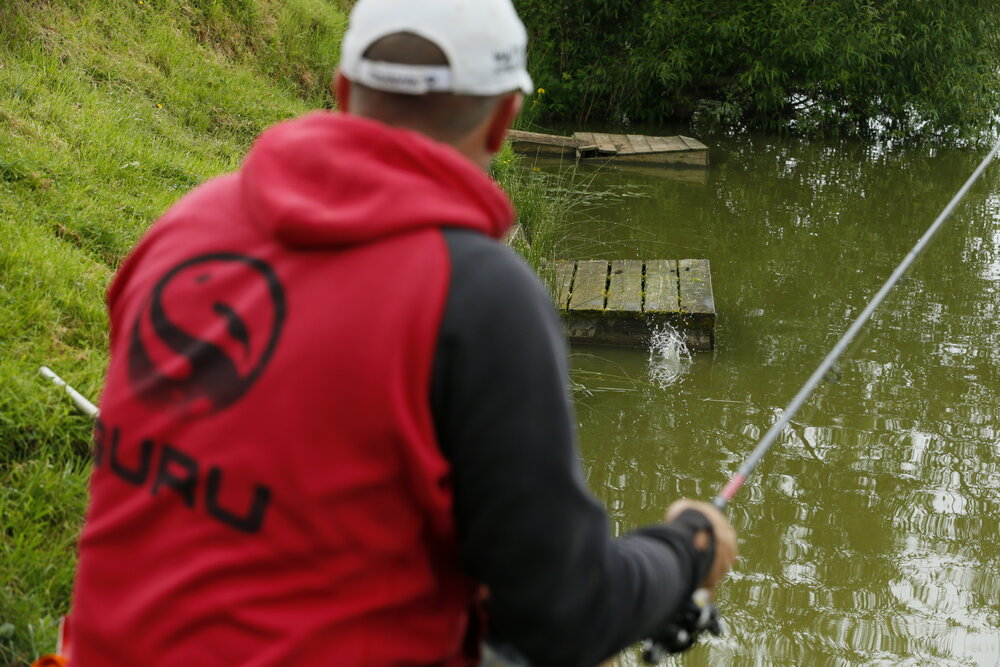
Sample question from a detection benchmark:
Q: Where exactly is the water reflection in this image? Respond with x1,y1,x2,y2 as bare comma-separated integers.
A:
561,135,1000,665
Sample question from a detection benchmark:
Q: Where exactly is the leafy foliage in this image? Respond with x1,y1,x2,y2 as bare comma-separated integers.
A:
516,0,1000,138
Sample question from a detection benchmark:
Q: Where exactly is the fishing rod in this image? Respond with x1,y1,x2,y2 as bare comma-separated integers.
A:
644,135,1000,663
39,366,99,419
715,135,1000,511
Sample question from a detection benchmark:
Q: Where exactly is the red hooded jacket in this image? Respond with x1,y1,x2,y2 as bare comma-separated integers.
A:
70,112,514,666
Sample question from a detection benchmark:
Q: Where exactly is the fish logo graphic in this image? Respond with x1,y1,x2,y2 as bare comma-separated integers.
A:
128,253,287,418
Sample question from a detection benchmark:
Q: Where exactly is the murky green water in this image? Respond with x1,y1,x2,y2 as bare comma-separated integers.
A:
547,135,1000,665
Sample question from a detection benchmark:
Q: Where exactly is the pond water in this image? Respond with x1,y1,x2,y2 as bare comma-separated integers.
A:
542,134,1000,665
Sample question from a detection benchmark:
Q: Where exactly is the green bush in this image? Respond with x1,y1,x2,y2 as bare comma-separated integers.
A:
516,0,1000,139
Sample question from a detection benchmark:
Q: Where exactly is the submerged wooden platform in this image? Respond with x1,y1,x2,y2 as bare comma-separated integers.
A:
554,259,715,350
508,129,709,166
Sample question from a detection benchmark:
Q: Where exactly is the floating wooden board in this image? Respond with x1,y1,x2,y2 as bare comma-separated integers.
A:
508,129,709,167
555,258,715,350
507,130,590,159
568,259,608,312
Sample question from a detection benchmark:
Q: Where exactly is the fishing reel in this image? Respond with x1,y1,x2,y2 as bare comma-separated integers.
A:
641,588,723,663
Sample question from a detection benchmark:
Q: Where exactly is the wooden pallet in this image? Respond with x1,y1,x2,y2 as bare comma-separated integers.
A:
574,132,708,166
554,259,715,350
508,129,709,166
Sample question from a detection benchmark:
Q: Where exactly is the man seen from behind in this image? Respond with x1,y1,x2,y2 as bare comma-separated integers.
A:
67,0,738,665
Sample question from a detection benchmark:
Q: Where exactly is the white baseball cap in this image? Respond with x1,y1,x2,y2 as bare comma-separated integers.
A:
339,0,534,96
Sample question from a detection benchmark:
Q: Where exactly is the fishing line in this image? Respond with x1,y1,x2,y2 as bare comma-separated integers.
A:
715,135,1000,509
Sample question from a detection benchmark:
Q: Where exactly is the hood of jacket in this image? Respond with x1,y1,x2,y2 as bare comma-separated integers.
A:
241,112,514,248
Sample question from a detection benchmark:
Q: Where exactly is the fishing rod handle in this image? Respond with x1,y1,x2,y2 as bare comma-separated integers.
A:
640,495,733,662
641,588,722,663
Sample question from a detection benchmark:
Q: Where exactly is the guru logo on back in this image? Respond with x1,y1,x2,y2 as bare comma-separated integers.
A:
109,253,287,533
128,252,286,418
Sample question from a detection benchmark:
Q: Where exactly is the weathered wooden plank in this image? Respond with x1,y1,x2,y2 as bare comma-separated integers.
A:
593,133,618,153
643,260,679,313
582,132,603,150
610,134,632,152
678,135,709,151
554,260,575,309
572,133,616,157
568,260,608,311
507,129,584,150
625,134,652,153
678,259,715,314
645,135,676,152
654,136,691,152
625,134,653,152
612,134,633,152
644,135,668,151
606,259,643,312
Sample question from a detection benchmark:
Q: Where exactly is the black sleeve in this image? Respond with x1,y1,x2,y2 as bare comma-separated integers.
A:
431,228,707,667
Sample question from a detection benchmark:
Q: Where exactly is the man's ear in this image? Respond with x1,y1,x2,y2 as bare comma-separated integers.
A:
486,93,524,154
334,70,352,113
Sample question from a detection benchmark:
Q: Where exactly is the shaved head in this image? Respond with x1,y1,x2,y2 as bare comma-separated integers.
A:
347,33,508,144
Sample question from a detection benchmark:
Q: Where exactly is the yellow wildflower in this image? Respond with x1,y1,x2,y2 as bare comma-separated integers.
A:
537,88,545,94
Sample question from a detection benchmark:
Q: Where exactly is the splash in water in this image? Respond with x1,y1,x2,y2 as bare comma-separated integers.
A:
647,324,692,388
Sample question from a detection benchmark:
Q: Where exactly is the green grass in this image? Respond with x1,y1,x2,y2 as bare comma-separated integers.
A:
0,459,89,663
0,0,349,662
491,143,600,292
0,1,573,663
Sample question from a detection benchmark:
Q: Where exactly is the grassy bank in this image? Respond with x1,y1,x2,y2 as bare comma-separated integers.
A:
1,1,347,660
0,1,563,663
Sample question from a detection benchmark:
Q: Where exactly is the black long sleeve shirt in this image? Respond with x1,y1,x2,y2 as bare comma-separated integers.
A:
431,229,706,667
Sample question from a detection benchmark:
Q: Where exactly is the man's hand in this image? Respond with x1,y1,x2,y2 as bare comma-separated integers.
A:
665,499,737,591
